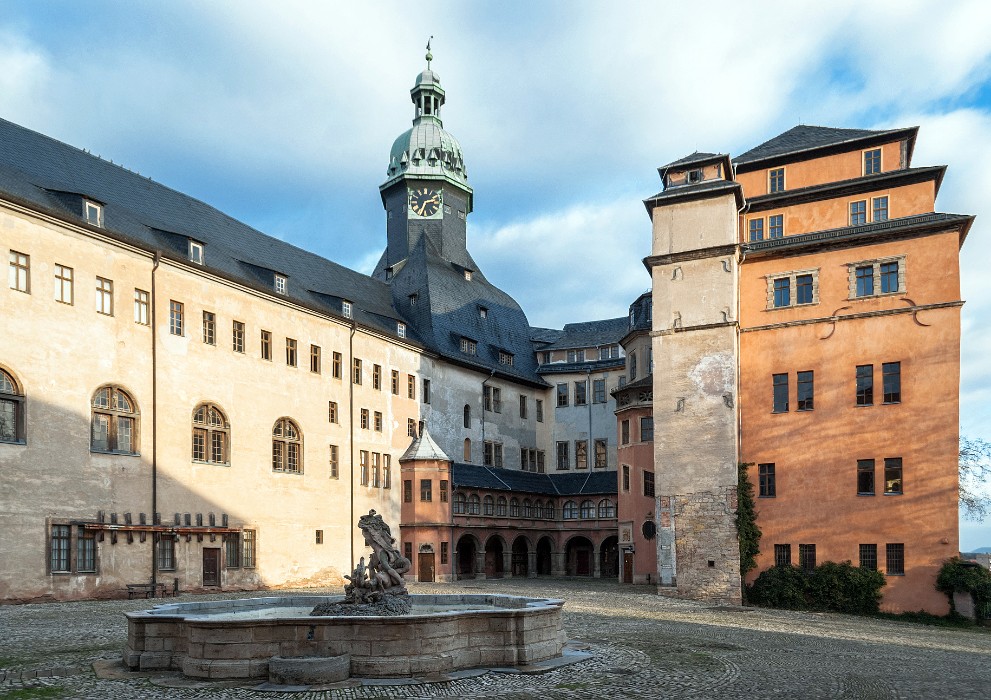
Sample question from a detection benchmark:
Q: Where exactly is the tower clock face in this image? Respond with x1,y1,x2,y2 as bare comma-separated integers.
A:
409,187,442,218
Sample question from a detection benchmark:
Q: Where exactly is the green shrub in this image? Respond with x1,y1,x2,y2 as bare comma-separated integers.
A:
748,561,886,615
936,557,991,615
748,565,808,609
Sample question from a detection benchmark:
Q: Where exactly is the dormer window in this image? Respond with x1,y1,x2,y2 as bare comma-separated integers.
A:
687,169,703,184
385,267,393,280
274,274,287,295
479,306,488,319
499,351,514,366
460,337,477,356
84,200,103,227
188,240,204,265
464,270,473,281
342,300,353,319
398,322,407,338
409,293,418,306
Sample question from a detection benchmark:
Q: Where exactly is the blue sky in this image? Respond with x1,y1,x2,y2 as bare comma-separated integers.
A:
3,1,991,547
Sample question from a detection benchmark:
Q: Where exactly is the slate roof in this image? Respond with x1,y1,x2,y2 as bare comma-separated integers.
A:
658,151,726,171
530,327,563,346
613,374,652,394
451,463,617,496
399,427,450,462
734,125,917,166
0,117,411,341
643,179,744,210
540,317,628,351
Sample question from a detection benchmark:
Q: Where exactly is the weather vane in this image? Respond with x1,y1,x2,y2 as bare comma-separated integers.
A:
426,36,433,69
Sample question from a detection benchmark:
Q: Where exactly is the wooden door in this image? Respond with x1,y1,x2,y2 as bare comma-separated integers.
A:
576,550,590,576
623,552,634,583
203,547,221,587
418,552,435,582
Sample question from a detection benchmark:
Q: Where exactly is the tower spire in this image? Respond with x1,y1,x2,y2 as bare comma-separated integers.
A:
426,37,433,70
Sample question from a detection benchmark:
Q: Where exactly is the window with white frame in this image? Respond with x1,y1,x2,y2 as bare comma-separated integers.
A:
84,200,103,227
275,274,287,294
188,240,204,264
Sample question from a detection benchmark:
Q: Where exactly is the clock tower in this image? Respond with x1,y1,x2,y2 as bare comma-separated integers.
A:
376,43,474,274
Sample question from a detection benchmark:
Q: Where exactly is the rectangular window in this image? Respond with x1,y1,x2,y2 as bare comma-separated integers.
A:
621,419,630,445
315,530,324,545
342,300,352,318
850,200,867,226
885,543,905,575
593,379,606,404
408,418,416,437
50,525,70,572
484,385,501,412
574,381,588,406
353,358,363,384
374,411,382,432
483,441,503,468
383,455,391,489
134,289,149,325
872,196,888,222
643,471,655,498
864,148,881,175
360,451,369,485
242,530,256,568
8,250,29,292
773,278,790,308
856,364,874,406
333,352,342,379
157,535,176,572
391,370,399,395
884,457,903,494
499,351,514,366
310,345,321,373
769,167,785,193
882,362,901,403
759,463,776,497
373,364,382,390
536,399,544,422
536,450,545,473
567,349,586,363
202,311,216,345
857,459,875,495
96,277,113,316
797,370,814,411
795,274,813,305
556,441,569,470
188,240,204,264
519,395,528,419
575,440,588,470
360,408,369,430
260,330,272,360
371,452,381,487
622,465,630,491
640,416,654,442
880,261,899,294
274,274,287,294
440,479,448,502
232,320,245,352
774,544,792,567
54,264,73,304
286,338,298,367
407,375,415,399
422,378,431,404
329,444,339,478
420,479,432,502
749,218,764,242
84,200,103,226
799,544,816,572
859,544,878,570
595,439,607,468
403,480,413,503
441,541,449,564
769,214,784,239
169,300,183,335
460,337,477,355
772,373,789,412
225,533,241,568
397,322,406,338
556,383,569,407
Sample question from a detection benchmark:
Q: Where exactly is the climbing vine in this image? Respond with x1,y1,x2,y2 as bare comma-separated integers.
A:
736,462,762,581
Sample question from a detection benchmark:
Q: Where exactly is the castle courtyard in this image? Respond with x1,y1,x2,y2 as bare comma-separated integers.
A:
1,579,987,699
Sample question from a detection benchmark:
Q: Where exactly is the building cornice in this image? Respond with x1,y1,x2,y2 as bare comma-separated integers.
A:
643,243,739,270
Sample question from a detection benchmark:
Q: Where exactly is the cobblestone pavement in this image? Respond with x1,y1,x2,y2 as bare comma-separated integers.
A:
1,578,989,699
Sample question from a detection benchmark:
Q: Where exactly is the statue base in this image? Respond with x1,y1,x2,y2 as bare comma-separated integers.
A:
310,594,412,617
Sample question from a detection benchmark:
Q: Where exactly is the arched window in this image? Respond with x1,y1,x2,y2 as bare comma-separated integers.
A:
496,496,507,517
91,385,138,454
510,498,520,517
192,403,229,465
453,492,467,515
272,418,302,473
534,500,544,519
597,499,616,518
463,438,471,462
0,368,25,444
468,494,481,515
562,500,578,520
522,499,533,518
463,404,471,429
545,502,556,520
483,495,494,516
580,499,595,519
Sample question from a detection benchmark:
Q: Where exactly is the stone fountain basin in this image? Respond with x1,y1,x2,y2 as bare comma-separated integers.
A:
124,593,566,679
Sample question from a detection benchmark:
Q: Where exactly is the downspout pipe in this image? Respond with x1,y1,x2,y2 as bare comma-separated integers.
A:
348,322,356,572
150,252,161,588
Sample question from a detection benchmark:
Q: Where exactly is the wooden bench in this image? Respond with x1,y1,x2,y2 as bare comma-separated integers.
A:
126,583,169,599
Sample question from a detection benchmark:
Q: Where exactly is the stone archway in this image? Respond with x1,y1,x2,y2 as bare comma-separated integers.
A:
565,536,594,577
512,536,529,577
536,537,554,576
599,535,619,579
484,535,505,578
456,534,478,579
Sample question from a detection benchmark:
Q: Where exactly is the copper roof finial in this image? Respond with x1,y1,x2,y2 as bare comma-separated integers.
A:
426,37,433,69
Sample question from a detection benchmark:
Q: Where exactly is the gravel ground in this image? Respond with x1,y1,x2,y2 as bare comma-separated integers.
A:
1,577,989,699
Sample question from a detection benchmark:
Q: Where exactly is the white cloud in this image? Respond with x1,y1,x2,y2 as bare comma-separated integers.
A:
0,30,53,127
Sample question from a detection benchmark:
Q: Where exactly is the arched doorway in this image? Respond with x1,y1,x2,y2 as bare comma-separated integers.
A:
599,535,619,579
565,536,594,577
512,536,529,577
456,534,477,579
484,536,505,578
536,537,553,575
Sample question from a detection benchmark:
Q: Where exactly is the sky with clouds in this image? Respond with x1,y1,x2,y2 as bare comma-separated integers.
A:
3,0,990,547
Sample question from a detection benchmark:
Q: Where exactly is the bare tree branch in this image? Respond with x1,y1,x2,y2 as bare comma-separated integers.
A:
959,436,991,521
